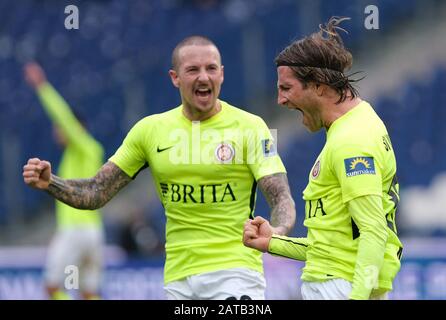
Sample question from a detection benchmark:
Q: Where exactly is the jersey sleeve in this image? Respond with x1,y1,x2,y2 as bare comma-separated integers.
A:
246,116,286,181
348,195,388,300
109,119,149,178
37,82,102,155
330,143,383,203
268,235,309,261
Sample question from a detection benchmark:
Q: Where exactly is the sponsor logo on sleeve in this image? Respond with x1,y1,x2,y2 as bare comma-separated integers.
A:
262,139,277,157
344,157,376,177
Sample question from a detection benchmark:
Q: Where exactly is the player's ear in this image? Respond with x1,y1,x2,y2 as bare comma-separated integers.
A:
314,83,325,96
220,65,224,84
169,69,180,88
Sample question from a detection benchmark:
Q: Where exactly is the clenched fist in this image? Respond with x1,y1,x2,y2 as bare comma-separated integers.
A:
23,158,52,190
243,216,273,252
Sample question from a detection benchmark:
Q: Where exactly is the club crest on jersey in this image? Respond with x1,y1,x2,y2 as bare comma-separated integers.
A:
311,159,321,179
262,139,277,157
215,142,235,163
344,157,376,177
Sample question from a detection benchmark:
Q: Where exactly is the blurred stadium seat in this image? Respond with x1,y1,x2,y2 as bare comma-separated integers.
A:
1,0,446,299
0,0,442,226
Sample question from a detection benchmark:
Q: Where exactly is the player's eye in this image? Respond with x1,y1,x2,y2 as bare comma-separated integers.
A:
186,67,198,73
207,65,218,71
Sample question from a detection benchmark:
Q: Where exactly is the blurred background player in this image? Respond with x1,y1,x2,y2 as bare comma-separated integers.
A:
243,17,403,300
22,36,296,300
24,62,105,300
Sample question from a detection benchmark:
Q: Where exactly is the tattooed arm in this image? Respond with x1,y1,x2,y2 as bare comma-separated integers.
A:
258,172,296,235
23,158,132,210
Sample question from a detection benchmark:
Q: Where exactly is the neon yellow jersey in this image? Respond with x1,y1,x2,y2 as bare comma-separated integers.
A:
301,101,403,296
109,100,286,283
37,83,104,229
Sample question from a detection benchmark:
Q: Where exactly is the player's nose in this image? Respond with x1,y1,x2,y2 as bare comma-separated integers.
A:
197,69,211,82
277,92,287,106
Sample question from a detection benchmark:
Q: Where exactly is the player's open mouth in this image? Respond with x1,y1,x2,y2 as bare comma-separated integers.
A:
195,88,212,97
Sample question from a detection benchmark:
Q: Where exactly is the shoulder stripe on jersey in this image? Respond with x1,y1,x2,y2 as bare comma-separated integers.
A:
351,218,360,240
271,236,308,247
131,162,149,179
249,181,257,219
397,247,403,260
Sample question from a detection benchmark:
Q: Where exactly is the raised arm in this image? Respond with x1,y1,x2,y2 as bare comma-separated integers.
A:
23,158,132,210
257,172,296,235
24,62,96,149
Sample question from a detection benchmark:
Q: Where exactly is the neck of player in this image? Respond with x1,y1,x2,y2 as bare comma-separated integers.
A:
183,100,222,122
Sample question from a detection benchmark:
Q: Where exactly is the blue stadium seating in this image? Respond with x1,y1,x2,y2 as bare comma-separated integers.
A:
0,0,442,240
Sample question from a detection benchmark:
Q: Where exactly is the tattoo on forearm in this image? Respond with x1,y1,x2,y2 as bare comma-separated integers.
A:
258,173,296,235
47,161,132,210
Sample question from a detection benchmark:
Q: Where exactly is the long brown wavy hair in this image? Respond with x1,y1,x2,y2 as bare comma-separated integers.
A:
275,16,363,103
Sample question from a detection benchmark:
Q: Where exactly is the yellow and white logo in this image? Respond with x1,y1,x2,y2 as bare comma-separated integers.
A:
344,156,376,177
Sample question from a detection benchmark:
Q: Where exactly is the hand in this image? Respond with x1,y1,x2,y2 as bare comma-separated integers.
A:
243,216,273,252
23,158,52,190
24,62,47,89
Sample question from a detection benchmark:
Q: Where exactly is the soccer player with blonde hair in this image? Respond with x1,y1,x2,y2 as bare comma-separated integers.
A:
23,36,296,300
